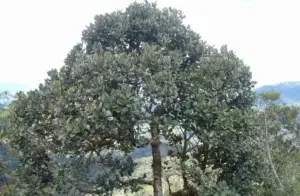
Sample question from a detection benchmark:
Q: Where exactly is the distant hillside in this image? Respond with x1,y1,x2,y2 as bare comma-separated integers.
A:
256,81,300,104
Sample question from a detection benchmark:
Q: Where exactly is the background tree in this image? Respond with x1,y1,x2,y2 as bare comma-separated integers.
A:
257,91,300,195
0,91,15,195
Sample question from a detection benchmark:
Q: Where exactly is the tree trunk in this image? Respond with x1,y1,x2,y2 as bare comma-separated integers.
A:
166,176,172,195
263,109,284,191
151,122,163,196
181,129,189,190
182,169,188,191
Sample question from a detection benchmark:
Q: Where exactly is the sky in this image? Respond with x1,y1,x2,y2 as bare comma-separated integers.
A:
0,0,299,89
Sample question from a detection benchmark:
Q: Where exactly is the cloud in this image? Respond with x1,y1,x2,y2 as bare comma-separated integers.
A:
0,0,299,88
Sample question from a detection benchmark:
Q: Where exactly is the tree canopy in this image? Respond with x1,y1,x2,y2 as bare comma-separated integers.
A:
6,1,300,196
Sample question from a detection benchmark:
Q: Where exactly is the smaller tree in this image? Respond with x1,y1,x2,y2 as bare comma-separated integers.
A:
257,91,300,195
0,91,14,195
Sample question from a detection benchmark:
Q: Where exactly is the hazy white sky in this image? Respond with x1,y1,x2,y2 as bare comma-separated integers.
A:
0,0,299,88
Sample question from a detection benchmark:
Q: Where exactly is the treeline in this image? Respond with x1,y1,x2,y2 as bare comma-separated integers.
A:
1,1,300,196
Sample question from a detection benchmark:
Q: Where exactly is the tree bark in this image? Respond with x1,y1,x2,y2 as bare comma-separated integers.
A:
151,121,163,196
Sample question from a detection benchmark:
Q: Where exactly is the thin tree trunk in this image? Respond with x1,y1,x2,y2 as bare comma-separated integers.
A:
263,110,284,191
151,122,163,196
181,166,188,191
201,142,208,171
166,176,172,195
181,129,189,190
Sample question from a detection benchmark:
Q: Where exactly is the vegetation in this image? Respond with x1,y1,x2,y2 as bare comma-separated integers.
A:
1,1,300,196
255,91,300,195
0,91,16,195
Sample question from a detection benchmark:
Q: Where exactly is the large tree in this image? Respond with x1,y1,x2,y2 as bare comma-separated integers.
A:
8,1,260,196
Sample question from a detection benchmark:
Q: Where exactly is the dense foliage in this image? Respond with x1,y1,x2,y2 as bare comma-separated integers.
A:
2,1,300,196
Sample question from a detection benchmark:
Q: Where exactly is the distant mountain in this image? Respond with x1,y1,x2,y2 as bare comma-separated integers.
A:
256,81,300,104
